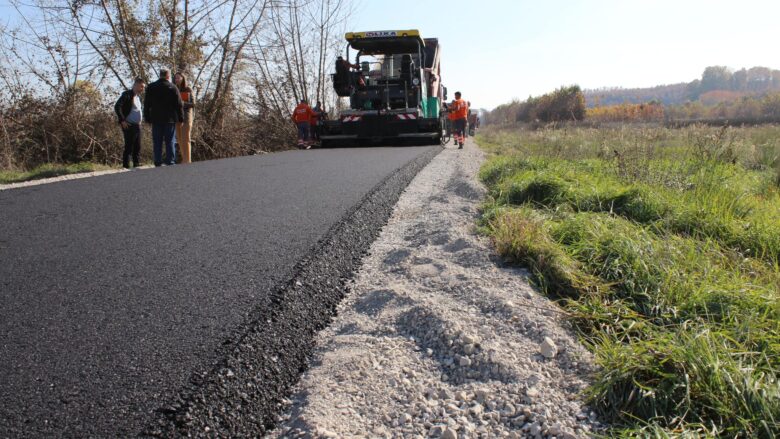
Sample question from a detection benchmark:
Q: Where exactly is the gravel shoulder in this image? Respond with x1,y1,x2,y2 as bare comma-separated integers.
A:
270,139,603,439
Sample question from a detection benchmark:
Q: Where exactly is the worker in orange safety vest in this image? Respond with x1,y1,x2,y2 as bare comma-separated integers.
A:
292,99,314,149
448,91,468,149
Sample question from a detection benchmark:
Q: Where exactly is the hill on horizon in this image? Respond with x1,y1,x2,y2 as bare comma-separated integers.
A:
585,66,780,107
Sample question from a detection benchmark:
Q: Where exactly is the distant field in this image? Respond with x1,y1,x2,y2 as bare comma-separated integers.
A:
477,124,780,437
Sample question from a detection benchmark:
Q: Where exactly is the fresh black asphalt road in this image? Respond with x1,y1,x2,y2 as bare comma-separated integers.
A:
0,146,437,437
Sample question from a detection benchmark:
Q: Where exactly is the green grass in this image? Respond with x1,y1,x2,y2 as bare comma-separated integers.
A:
482,156,780,264
477,125,780,437
0,162,115,184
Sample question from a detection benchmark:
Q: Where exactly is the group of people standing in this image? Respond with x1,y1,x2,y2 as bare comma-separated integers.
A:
114,69,195,168
291,100,327,149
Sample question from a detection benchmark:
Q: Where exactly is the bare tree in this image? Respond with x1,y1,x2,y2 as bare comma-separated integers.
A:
0,0,102,96
250,0,352,112
0,0,356,169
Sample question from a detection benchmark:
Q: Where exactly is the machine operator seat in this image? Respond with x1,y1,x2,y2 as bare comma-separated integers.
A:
401,55,414,83
333,59,352,97
399,54,418,109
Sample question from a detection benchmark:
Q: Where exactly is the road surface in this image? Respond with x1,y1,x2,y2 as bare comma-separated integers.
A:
0,146,439,437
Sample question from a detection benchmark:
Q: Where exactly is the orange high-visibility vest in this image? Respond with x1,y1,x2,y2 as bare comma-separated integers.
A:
448,98,468,120
292,104,313,123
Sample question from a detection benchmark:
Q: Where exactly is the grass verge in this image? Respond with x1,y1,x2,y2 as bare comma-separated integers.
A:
0,162,116,185
478,125,780,437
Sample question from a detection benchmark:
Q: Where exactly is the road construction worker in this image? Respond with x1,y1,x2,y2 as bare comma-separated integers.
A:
448,92,468,149
467,102,479,137
311,101,325,142
336,56,360,71
334,57,359,96
355,72,367,90
465,101,472,138
292,99,314,149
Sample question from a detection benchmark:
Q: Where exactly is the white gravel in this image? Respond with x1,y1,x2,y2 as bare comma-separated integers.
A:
269,139,603,438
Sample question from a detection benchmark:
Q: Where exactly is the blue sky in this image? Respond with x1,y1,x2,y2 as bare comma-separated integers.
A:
354,0,780,109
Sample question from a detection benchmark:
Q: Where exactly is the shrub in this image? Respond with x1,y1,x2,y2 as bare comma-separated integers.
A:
0,89,296,171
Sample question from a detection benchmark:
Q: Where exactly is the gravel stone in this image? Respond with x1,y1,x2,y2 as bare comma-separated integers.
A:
268,141,602,437
441,427,458,439
541,337,558,359
429,424,446,436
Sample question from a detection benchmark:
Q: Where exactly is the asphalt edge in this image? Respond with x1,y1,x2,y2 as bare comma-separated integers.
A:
143,146,442,437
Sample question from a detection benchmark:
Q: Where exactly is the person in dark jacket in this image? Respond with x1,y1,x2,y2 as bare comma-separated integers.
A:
311,101,324,142
143,68,184,166
114,77,146,168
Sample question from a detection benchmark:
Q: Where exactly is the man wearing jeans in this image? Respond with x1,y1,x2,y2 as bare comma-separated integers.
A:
143,69,184,166
114,77,145,168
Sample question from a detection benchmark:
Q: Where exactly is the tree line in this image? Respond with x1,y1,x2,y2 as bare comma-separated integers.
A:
484,86,586,126
484,88,780,126
0,0,354,170
485,65,780,127
585,65,780,107
583,94,780,124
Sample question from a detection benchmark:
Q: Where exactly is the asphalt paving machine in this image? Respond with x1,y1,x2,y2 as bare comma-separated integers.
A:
321,30,448,146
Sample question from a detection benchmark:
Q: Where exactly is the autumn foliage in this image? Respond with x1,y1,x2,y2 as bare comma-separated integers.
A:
586,102,664,123
485,86,586,125
663,92,780,122
585,93,780,124
486,89,780,127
